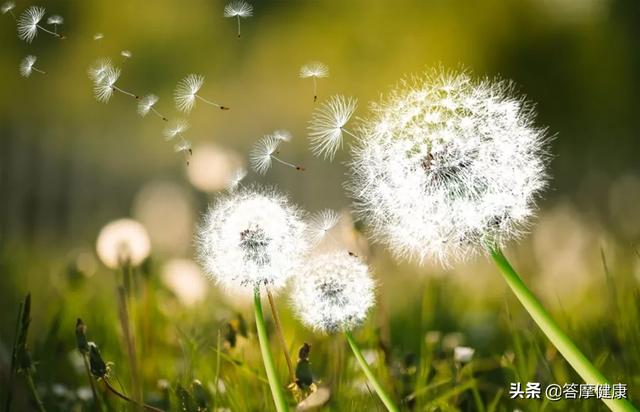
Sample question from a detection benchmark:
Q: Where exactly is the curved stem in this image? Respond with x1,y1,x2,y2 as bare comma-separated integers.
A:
271,155,305,171
82,354,102,410
265,288,296,385
490,247,637,412
344,330,400,412
103,380,164,412
24,374,46,412
253,287,289,412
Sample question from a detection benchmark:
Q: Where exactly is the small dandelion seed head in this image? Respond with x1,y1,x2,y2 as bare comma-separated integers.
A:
87,58,113,82
138,94,159,117
174,74,204,113
299,62,329,79
224,0,253,18
249,135,280,175
291,252,375,334
196,185,309,291
308,95,357,160
1,1,15,14
92,65,121,103
17,6,45,43
93,32,104,41
163,119,190,141
47,15,63,25
306,209,340,246
120,50,132,59
227,168,247,192
96,218,151,269
347,68,549,265
19,55,37,78
272,129,292,142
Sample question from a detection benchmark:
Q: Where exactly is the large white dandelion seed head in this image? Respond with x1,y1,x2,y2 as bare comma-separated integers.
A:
306,209,340,246
17,6,45,43
249,135,280,175
197,186,309,291
224,0,253,18
347,68,549,265
138,94,159,117
163,119,189,141
96,218,151,269
19,55,37,78
174,74,205,113
299,62,329,79
92,65,120,103
1,2,15,15
308,95,358,160
291,252,375,334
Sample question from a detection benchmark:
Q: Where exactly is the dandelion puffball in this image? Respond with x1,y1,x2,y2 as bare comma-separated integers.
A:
96,218,151,269
348,68,548,265
197,186,309,291
291,252,375,333
308,95,358,160
17,6,45,43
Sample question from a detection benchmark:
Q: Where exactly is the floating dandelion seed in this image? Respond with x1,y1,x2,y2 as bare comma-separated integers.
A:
46,14,63,34
163,119,192,164
96,218,151,269
138,94,168,121
121,50,132,60
19,55,45,78
347,68,549,265
306,209,340,246
197,185,309,291
174,74,229,113
291,252,374,334
17,6,64,42
250,134,305,175
93,32,104,41
308,95,358,160
89,59,140,102
272,129,292,142
300,62,329,102
87,58,112,83
224,0,253,38
2,1,16,19
227,168,247,192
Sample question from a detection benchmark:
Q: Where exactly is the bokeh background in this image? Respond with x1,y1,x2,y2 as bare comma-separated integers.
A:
1,0,639,410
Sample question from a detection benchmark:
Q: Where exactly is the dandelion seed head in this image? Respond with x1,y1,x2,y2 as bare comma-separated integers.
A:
96,218,151,269
347,68,549,265
227,168,247,192
121,50,132,59
92,64,120,103
307,209,340,246
197,186,309,291
17,6,45,43
47,15,63,25
19,55,37,78
224,0,253,18
300,62,329,79
174,74,204,113
308,95,357,160
291,252,375,333
138,94,159,117
163,119,189,141
1,1,15,14
273,129,292,142
249,135,280,175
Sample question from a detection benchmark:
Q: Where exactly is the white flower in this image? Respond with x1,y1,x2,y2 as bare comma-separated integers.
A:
138,94,159,117
92,65,120,103
291,252,375,333
249,135,280,175
306,209,340,246
273,129,292,142
196,186,309,291
96,218,151,269
299,62,329,79
93,32,104,41
174,74,203,113
224,0,253,18
163,119,189,141
454,346,475,363
227,167,247,192
308,95,357,160
47,15,63,25
1,1,15,15
17,6,45,43
347,68,549,265
19,55,38,77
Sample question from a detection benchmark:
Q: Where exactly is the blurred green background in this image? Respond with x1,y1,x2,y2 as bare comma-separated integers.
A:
1,0,639,410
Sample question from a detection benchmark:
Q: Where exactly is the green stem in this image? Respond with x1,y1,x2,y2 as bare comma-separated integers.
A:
344,330,400,412
253,287,289,412
490,247,637,412
24,374,46,412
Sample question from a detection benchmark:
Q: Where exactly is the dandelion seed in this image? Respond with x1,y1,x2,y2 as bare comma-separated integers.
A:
87,58,112,83
227,167,247,192
89,59,140,102
1,1,16,19
196,185,309,290
46,14,63,34
17,6,64,42
138,94,168,121
347,68,549,265
19,55,45,78
308,95,358,160
224,0,253,38
306,209,340,246
250,134,304,175
300,62,329,102
272,129,292,142
121,50,132,60
93,32,104,41
291,252,375,333
96,218,151,269
163,118,189,141
174,74,229,113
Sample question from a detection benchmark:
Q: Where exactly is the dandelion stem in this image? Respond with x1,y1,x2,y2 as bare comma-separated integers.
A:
345,330,399,412
272,155,304,172
32,67,46,75
236,15,241,38
265,288,296,386
253,287,289,412
151,107,168,122
113,86,140,100
196,94,223,108
213,330,222,410
313,77,317,102
36,24,62,38
82,354,103,411
341,128,358,140
103,379,164,412
489,247,637,412
24,374,46,412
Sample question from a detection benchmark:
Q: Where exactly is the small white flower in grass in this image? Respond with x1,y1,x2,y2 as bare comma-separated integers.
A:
300,62,329,102
224,0,253,38
454,346,475,363
19,55,45,78
306,209,340,246
291,252,375,333
250,134,304,175
308,95,358,160
196,186,309,291
47,14,63,34
174,74,229,113
17,6,44,43
96,218,151,269
347,68,549,265
227,167,247,192
1,1,15,17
